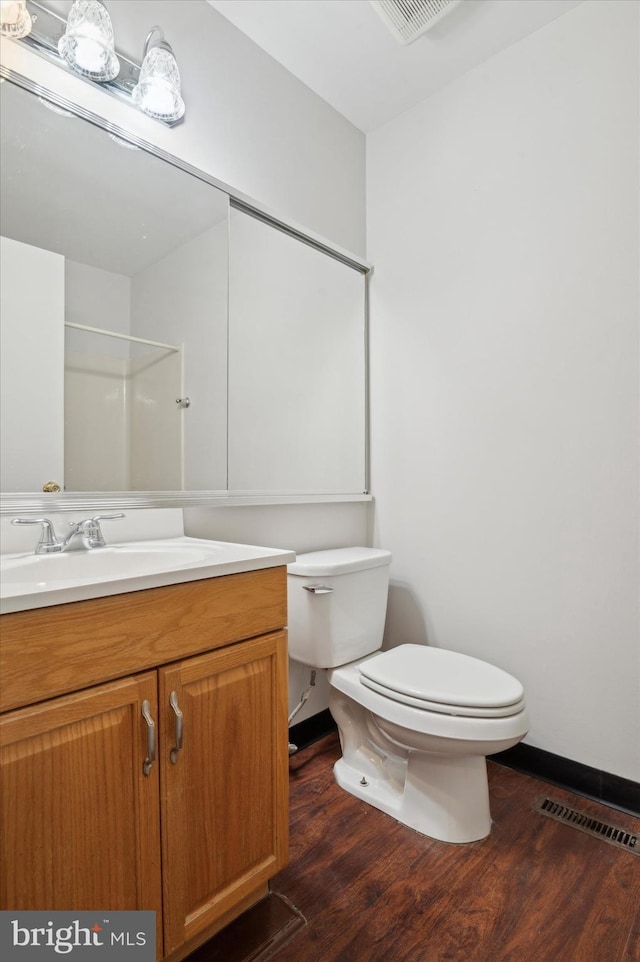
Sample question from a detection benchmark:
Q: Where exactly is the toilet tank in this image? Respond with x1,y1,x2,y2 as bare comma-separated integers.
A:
287,547,392,668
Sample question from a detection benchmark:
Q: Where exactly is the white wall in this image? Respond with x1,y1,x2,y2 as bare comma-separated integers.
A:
367,0,639,781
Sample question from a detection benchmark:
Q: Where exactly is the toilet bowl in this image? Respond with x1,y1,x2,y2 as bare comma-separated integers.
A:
287,548,529,844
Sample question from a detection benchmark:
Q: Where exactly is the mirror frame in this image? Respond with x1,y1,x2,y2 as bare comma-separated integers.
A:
0,67,372,516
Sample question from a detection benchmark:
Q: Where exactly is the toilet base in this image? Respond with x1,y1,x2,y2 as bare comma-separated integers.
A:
333,748,492,844
329,685,495,843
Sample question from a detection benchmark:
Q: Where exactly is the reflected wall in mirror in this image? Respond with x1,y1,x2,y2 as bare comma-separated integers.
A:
0,79,229,493
228,209,367,494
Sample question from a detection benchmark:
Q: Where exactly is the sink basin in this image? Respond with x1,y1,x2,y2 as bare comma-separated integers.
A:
2,541,216,588
0,537,295,613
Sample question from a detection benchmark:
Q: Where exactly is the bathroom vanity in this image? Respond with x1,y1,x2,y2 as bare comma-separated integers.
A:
0,539,293,962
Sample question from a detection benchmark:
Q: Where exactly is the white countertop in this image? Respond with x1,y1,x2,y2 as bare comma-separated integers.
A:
0,536,296,614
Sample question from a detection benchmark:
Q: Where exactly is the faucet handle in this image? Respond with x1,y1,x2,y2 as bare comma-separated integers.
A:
82,513,126,548
11,518,59,553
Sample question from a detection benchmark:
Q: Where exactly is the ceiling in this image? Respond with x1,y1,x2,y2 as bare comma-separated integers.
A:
207,0,584,132
0,81,227,276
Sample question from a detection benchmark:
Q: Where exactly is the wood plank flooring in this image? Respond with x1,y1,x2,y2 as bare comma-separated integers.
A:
271,734,640,962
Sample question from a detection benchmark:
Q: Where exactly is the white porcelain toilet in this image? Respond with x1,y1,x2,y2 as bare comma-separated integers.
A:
287,547,529,844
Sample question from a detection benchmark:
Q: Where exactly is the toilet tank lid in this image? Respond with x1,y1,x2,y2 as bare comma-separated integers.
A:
287,547,392,577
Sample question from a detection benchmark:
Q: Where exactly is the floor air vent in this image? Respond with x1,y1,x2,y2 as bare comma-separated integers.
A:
370,0,461,45
533,797,639,856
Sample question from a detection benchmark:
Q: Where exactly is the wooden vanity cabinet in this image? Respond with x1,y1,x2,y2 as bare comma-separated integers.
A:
0,567,289,962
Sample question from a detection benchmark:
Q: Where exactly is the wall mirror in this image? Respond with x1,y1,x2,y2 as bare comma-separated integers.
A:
0,74,368,510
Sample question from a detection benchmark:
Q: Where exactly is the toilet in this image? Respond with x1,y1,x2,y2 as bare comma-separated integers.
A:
287,547,529,844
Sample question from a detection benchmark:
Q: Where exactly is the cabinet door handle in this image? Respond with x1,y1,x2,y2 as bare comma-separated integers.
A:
141,699,156,776
169,691,183,764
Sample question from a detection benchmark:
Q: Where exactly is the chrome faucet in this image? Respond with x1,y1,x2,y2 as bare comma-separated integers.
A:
12,514,125,554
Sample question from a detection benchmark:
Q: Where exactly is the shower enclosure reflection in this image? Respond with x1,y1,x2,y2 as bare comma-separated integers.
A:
64,324,183,491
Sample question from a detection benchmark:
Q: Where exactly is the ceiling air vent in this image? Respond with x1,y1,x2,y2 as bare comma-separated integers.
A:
370,0,462,45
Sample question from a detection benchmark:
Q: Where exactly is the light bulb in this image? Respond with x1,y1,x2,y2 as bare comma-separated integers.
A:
72,35,108,73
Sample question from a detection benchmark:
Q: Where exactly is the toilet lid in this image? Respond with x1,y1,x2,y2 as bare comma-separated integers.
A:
358,645,525,718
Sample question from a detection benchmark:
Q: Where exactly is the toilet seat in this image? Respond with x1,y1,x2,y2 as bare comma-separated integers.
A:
358,645,525,719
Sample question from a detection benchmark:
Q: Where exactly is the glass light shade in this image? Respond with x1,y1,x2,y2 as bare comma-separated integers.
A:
132,45,185,123
0,0,33,38
58,0,119,82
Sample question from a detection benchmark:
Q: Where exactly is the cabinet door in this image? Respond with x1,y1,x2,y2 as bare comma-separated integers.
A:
159,632,288,954
0,673,163,954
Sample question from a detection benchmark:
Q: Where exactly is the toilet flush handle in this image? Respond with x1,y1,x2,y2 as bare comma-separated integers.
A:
303,584,334,594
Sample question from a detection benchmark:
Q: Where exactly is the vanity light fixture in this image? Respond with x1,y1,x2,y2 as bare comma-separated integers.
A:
58,0,119,82
4,1,186,126
0,0,33,39
132,26,185,123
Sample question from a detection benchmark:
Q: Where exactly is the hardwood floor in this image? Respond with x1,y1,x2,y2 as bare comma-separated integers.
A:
271,734,640,962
